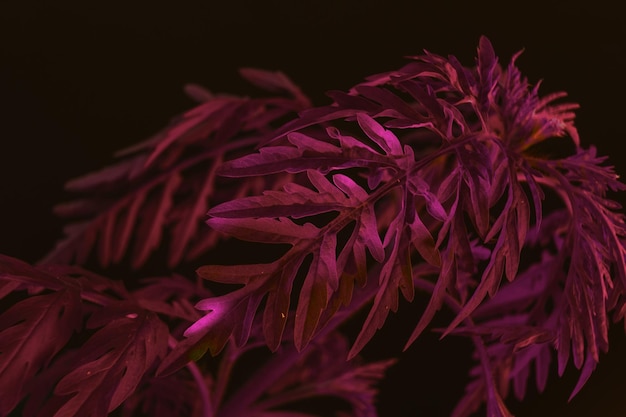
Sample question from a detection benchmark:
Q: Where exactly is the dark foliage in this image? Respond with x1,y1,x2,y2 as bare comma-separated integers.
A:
2,37,625,417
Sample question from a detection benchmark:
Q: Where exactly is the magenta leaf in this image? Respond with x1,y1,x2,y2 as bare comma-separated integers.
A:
186,164,394,358
356,112,403,156
183,37,626,383
293,233,338,350
157,261,286,372
41,73,310,269
0,253,67,293
476,35,499,110
131,274,209,322
157,37,626,417
0,256,196,417
217,130,394,178
45,310,168,417
133,172,182,268
0,287,82,415
3,35,626,417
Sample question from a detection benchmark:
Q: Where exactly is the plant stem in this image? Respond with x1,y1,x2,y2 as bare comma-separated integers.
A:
169,336,213,417
212,344,239,411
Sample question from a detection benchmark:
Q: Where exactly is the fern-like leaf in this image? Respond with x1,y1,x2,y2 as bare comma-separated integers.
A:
41,71,310,269
38,309,169,417
173,38,626,416
0,285,82,415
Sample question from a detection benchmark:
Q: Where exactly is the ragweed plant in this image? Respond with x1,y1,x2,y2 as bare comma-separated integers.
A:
1,37,624,417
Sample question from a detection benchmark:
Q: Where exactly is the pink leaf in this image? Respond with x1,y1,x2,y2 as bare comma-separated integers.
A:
207,217,318,244
443,231,507,337
112,189,148,263
349,267,400,359
568,352,597,401
405,250,455,349
294,233,337,351
0,288,82,416
50,311,168,417
168,158,220,267
143,99,240,169
132,173,182,268
408,213,441,266
263,257,305,351
356,113,403,155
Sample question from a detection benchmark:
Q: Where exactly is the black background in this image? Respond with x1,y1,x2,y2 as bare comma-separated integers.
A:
1,1,625,416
